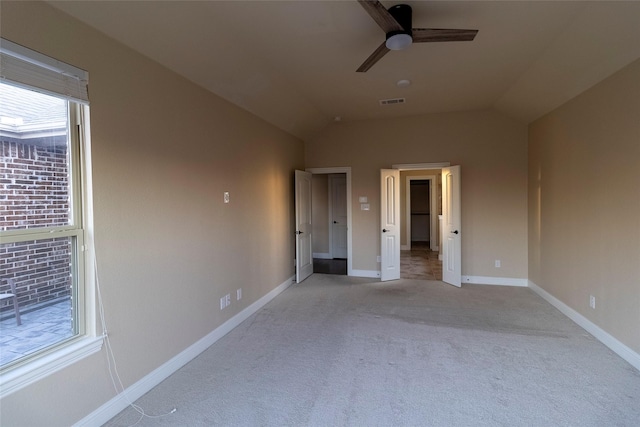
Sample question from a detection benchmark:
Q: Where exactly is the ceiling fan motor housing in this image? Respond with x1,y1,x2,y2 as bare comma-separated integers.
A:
386,4,413,40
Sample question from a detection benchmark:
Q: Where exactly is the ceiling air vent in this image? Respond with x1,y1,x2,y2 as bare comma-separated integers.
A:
379,97,405,106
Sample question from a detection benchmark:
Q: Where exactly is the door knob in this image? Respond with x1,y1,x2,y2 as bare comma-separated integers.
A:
295,231,303,235
333,221,338,224
382,229,389,233
451,230,459,234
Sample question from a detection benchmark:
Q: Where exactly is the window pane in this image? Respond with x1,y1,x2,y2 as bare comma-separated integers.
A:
0,237,77,367
0,83,71,231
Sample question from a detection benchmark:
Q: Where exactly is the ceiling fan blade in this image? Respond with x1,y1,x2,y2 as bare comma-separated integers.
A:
357,0,404,34
357,41,390,72
412,28,478,43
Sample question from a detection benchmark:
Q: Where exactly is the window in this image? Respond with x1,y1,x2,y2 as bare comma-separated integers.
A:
0,39,100,396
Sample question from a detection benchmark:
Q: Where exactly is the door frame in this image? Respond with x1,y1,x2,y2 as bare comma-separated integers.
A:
391,162,451,281
405,175,438,252
307,167,353,276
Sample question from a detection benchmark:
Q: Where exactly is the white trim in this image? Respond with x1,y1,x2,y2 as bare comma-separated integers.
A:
74,275,295,427
462,276,528,287
392,162,450,170
306,167,352,277
351,269,380,278
313,252,331,259
0,336,103,398
80,106,97,339
528,281,640,372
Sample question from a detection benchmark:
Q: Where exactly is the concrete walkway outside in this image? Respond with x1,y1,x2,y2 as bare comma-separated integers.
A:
0,299,74,366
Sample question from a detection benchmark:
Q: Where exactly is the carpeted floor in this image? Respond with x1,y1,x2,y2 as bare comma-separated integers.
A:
106,275,640,426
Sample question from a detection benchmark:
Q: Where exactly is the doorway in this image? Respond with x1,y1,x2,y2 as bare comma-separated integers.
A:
307,167,352,276
410,180,430,246
380,163,453,283
404,175,438,252
402,175,442,281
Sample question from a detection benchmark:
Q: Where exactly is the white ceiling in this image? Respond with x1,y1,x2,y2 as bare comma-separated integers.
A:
49,1,640,139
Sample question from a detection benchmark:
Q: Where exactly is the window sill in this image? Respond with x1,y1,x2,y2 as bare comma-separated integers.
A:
0,335,103,398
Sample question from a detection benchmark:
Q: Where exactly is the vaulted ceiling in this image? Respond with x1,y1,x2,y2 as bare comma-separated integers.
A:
49,1,640,139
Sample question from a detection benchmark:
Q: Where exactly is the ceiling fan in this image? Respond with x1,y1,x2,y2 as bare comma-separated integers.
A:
356,0,478,72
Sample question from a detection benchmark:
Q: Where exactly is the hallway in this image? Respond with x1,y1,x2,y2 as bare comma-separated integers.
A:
401,242,442,281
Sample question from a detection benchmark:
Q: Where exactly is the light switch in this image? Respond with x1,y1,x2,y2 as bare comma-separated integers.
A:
359,196,368,203
361,203,370,211
224,192,230,204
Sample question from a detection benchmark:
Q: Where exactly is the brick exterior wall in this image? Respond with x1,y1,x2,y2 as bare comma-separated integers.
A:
1,139,72,314
1,140,70,230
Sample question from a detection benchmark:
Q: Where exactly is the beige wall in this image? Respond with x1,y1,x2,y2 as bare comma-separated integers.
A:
0,2,303,425
528,58,640,354
312,174,329,254
306,110,529,278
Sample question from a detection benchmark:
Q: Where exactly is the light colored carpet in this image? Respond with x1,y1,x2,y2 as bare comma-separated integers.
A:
106,275,640,426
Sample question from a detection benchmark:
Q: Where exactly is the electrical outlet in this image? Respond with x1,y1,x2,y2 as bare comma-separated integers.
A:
237,288,242,301
225,294,231,307
495,260,501,268
590,295,596,309
220,296,226,310
223,191,230,204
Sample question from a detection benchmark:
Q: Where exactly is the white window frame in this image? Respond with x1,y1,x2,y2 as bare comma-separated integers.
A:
0,41,101,398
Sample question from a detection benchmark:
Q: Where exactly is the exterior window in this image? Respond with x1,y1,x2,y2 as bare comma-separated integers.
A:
0,83,86,368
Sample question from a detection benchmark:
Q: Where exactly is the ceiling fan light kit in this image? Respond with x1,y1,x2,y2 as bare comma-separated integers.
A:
357,0,478,72
386,33,412,50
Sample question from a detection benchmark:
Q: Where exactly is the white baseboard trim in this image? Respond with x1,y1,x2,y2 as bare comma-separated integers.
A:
528,280,640,372
312,252,331,259
350,269,381,279
74,275,295,427
462,275,528,287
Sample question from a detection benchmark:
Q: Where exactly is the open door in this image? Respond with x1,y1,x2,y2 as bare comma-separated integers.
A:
380,169,400,281
295,170,313,283
442,165,461,287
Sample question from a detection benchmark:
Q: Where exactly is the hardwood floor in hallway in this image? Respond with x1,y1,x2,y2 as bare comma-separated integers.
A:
401,242,442,280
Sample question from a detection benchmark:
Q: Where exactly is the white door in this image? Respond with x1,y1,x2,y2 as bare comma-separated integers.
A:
295,170,313,283
329,174,347,259
380,169,400,281
442,165,462,287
